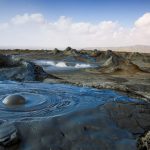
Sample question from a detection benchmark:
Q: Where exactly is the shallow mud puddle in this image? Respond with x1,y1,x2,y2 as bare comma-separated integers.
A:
0,80,140,121
33,60,95,72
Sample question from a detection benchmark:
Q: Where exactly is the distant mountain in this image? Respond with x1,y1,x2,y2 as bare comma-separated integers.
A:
84,45,150,53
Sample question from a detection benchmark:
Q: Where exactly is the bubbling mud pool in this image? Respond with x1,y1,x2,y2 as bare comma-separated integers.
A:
33,60,95,73
0,81,140,121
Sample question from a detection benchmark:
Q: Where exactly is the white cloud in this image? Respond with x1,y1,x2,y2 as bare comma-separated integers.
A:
0,23,9,30
129,13,150,45
0,12,150,50
11,13,45,25
135,13,150,27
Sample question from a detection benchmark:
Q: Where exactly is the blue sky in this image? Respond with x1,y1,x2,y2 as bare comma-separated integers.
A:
0,0,150,27
0,0,150,49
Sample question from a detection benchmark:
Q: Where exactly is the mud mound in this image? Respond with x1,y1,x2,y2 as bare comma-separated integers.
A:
100,52,143,74
89,49,101,57
127,52,150,63
0,59,58,81
52,48,62,55
93,50,118,63
63,48,79,56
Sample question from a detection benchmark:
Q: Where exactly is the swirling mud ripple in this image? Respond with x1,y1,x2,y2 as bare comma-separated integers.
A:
0,81,139,121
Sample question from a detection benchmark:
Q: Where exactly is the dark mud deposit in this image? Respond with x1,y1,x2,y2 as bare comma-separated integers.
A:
0,50,149,150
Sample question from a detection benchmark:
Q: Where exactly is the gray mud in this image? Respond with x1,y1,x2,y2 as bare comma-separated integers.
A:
0,81,148,150
0,81,139,121
0,51,149,150
1,100,149,150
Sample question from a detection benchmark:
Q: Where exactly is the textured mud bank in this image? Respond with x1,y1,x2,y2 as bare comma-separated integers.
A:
1,100,150,150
